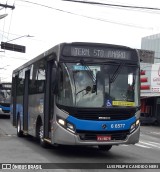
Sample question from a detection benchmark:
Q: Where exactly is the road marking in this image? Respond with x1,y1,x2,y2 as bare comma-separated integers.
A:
140,141,160,149
148,141,160,146
135,143,151,148
120,144,151,148
150,132,160,135
116,140,160,150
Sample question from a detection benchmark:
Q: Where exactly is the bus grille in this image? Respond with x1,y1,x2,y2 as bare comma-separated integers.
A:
77,130,129,141
2,110,10,113
72,110,134,121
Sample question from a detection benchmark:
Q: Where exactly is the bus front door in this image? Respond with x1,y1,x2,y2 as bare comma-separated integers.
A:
44,60,55,140
23,70,30,133
12,75,18,126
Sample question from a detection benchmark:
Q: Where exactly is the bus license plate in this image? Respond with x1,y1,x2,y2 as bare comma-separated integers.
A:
97,135,111,141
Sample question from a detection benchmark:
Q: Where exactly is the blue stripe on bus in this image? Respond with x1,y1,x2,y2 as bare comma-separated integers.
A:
0,105,10,111
67,115,136,131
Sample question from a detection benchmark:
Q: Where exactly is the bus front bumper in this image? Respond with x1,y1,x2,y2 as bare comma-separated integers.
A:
0,108,10,116
52,124,140,146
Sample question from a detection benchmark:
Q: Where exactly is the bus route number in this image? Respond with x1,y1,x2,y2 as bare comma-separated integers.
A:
111,124,125,129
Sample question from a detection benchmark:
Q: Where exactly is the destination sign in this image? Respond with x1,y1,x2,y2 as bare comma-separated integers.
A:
63,46,132,60
1,84,12,89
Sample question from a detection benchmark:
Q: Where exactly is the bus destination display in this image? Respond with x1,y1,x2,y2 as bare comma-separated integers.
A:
64,46,132,60
0,84,11,89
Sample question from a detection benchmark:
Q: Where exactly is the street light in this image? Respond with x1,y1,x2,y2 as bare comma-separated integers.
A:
5,34,34,43
0,34,34,53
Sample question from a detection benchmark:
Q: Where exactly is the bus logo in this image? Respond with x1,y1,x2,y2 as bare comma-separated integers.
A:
99,117,110,120
102,124,107,129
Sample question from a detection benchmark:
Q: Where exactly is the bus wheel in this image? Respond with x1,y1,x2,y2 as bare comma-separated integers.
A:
98,145,112,151
39,123,48,148
17,116,23,137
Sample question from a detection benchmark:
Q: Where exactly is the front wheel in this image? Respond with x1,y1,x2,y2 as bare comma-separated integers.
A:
38,123,49,148
17,116,23,137
98,145,112,151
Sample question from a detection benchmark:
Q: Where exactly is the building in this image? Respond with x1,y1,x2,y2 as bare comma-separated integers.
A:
141,33,160,63
140,63,160,124
140,33,160,125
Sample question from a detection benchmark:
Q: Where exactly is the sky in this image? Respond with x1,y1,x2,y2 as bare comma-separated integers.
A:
0,0,160,82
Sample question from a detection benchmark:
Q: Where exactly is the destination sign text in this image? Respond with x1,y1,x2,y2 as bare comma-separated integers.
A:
69,47,131,60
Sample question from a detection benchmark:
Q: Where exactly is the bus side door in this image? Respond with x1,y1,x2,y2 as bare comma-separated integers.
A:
23,70,30,133
44,59,56,139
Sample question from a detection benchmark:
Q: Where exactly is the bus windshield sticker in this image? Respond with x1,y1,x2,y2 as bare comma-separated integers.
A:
73,65,100,71
73,65,87,70
106,99,112,107
112,101,135,106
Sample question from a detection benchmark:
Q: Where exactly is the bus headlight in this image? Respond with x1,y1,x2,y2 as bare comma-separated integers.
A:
130,119,140,134
58,118,65,126
136,119,140,126
57,117,75,134
67,123,74,131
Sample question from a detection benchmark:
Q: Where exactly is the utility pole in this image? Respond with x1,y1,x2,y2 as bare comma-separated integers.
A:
0,3,15,10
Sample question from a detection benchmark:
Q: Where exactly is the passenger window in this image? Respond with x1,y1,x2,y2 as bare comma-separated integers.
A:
29,64,37,94
29,60,46,94
17,70,25,96
57,64,73,106
37,62,46,93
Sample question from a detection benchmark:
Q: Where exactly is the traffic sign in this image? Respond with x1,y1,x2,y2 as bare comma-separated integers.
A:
1,42,26,53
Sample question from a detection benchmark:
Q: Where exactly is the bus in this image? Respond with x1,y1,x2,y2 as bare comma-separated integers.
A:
11,42,140,151
0,82,11,116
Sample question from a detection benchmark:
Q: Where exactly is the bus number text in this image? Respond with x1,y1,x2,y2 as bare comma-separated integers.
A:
111,124,125,129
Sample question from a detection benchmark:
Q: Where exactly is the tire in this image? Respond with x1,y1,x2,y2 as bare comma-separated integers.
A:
38,122,48,148
98,145,112,151
17,116,23,137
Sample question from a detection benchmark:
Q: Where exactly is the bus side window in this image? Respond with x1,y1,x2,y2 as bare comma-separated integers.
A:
37,68,45,93
17,70,25,96
29,64,37,94
57,64,73,106
37,60,46,93
29,60,46,94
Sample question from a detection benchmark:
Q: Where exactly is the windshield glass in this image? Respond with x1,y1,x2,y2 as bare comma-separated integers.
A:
0,89,11,102
56,62,139,108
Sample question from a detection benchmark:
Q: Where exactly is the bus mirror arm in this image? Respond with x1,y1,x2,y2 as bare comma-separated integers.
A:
92,84,97,94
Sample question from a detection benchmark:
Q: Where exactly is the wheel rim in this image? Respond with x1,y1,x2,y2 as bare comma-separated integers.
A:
39,125,44,142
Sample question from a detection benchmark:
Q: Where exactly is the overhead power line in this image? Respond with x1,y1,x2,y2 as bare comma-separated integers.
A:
62,0,160,11
16,0,153,30
0,3,15,10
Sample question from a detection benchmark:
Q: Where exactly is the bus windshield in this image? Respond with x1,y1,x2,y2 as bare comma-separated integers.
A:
0,89,11,102
56,62,139,108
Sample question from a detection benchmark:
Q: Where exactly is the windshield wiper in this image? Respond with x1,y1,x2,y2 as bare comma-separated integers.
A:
110,62,124,83
80,60,96,83
76,86,92,96
79,60,97,93
107,62,124,96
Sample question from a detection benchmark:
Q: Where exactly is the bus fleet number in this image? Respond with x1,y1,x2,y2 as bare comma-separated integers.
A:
111,124,125,129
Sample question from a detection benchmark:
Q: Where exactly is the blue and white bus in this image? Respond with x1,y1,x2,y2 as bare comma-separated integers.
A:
11,42,140,151
0,82,11,116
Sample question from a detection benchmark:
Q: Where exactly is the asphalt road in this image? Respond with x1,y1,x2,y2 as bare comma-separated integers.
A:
0,116,160,172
